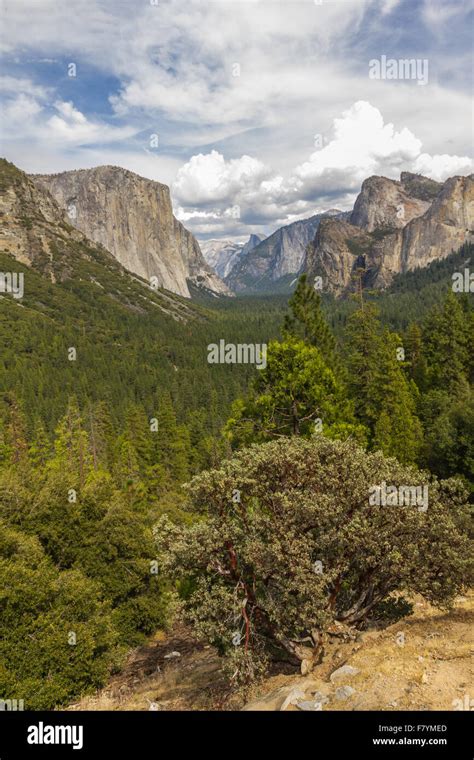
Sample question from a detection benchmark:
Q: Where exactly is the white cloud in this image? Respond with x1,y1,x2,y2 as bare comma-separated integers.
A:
291,101,422,197
1,94,43,126
412,153,473,181
421,0,470,34
173,150,269,205
47,100,135,144
0,87,137,150
0,75,51,99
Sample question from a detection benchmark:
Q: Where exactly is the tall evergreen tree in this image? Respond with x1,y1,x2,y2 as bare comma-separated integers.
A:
29,418,51,469
2,392,29,468
422,291,470,391
226,338,365,446
404,322,428,390
156,394,189,483
50,397,92,486
347,306,423,464
283,274,339,370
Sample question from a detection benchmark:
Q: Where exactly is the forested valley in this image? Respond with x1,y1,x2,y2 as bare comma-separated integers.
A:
0,243,472,708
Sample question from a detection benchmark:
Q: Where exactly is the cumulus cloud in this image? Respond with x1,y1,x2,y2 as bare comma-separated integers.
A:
291,101,422,198
412,153,473,181
173,150,270,206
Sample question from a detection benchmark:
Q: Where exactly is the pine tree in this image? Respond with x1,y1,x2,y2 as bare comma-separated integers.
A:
155,394,189,483
404,322,428,390
346,304,383,431
283,274,339,369
86,400,115,471
113,434,148,507
51,397,92,486
226,338,364,446
347,307,423,463
2,392,29,468
372,332,424,464
423,291,470,391
29,419,51,469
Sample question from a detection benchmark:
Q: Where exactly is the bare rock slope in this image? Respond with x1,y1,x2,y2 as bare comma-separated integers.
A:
32,166,229,298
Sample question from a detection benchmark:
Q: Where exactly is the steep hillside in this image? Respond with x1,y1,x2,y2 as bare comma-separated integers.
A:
68,593,473,712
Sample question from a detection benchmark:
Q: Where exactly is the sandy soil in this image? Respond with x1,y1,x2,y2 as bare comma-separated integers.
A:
68,593,473,712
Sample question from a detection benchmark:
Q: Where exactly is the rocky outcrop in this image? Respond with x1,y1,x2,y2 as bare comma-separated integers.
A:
0,159,90,280
306,218,374,295
0,159,199,321
32,166,229,298
227,211,343,292
350,175,433,232
241,233,264,257
201,239,243,279
304,172,474,295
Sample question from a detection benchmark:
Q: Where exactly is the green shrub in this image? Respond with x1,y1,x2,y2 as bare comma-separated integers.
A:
157,436,472,686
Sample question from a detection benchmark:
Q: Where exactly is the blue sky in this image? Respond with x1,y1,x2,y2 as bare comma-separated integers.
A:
0,0,472,240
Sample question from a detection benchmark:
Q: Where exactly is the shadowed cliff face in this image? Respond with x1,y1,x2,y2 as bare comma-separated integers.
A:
304,172,474,295
226,211,342,293
32,166,230,299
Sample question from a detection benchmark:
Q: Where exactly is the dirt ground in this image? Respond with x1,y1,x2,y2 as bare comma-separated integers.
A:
68,592,473,712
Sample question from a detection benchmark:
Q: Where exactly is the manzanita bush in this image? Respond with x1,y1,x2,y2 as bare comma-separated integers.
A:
156,436,472,687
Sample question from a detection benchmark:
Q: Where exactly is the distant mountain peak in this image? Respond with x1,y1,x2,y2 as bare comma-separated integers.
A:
201,233,264,280
225,212,346,293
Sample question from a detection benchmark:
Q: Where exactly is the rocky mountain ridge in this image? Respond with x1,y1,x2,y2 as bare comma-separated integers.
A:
31,166,229,299
304,172,474,294
0,159,199,321
226,210,344,293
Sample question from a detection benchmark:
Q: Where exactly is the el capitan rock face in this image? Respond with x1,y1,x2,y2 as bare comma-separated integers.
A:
32,166,229,299
304,172,474,294
0,158,201,321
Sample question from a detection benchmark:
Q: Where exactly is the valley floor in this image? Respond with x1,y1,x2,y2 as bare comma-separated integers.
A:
68,593,473,712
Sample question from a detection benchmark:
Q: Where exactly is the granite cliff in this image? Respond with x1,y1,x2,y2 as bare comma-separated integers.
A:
304,172,474,294
32,166,229,298
226,211,343,293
